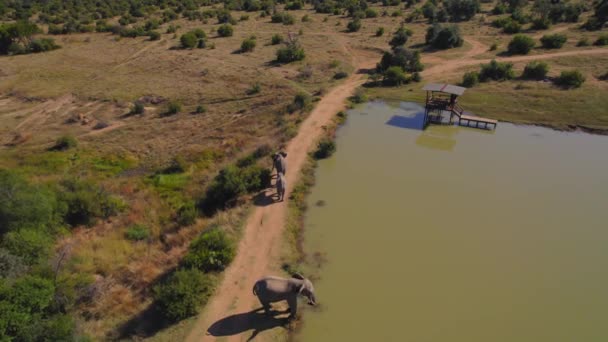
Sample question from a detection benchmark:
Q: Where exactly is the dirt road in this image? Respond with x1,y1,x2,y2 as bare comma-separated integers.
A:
185,55,376,342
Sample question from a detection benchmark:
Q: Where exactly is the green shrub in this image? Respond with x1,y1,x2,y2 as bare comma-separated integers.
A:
507,34,535,55
28,38,60,53
383,66,409,86
180,32,197,48
59,179,124,227
334,71,348,79
502,19,521,34
177,201,197,227
217,24,234,37
148,31,161,41
0,248,27,279
350,88,368,103
2,229,52,264
377,48,423,73
444,0,479,21
164,100,182,116
53,135,77,150
376,27,385,37
216,9,235,24
240,37,256,52
389,26,413,50
366,8,378,18
425,23,463,49
461,71,479,87
302,14,310,22
247,82,261,95
479,59,515,81
276,36,305,63
195,105,207,114
154,268,213,322
287,92,312,113
540,34,567,49
271,34,283,45
183,229,235,272
522,61,549,80
314,138,336,159
531,17,550,30
131,101,144,115
347,19,362,32
490,42,498,51
271,12,295,25
594,35,608,46
125,224,150,241
556,70,585,89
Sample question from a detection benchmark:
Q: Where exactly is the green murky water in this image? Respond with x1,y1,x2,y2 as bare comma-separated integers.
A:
296,101,608,342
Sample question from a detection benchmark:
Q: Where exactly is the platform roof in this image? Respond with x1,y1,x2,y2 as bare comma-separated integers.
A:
422,83,466,96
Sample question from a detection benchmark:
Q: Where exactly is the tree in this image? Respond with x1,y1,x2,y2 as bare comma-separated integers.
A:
217,24,234,37
276,34,305,63
154,269,213,322
377,47,423,73
508,34,535,54
522,61,549,80
180,32,197,48
383,66,409,85
444,0,479,21
540,34,567,49
479,60,515,81
241,37,256,52
426,23,463,49
347,18,362,32
556,70,585,89
389,26,413,50
182,229,235,272
461,71,479,87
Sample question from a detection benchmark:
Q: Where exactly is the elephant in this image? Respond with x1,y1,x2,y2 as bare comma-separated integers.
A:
276,173,286,202
271,152,287,176
252,274,316,318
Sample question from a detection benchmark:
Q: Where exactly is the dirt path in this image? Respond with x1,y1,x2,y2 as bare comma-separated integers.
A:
422,46,608,78
185,54,375,342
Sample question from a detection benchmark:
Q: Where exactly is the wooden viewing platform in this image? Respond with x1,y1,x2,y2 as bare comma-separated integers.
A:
422,84,498,131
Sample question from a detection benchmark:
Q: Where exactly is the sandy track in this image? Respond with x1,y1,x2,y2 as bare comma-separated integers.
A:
185,55,375,342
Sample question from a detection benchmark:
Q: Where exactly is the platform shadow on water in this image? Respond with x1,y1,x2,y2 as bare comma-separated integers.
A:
385,111,426,131
207,308,289,341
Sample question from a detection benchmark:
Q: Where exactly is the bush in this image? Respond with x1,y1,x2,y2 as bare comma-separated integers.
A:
183,229,235,272
389,26,413,50
28,38,59,53
195,105,207,114
217,24,234,37
366,8,378,18
507,34,535,55
594,35,608,46
164,100,182,116
148,31,161,41
461,71,479,87
287,92,312,113
247,82,261,95
154,268,213,322
59,179,123,227
314,138,336,159
350,88,368,103
180,32,197,48
53,135,77,150
125,224,149,241
532,17,551,30
271,34,283,45
347,19,361,32
522,61,549,80
502,19,521,34
271,12,295,25
276,36,305,63
540,34,567,49
444,0,480,21
334,71,348,79
177,201,197,227
377,47,423,73
556,70,585,89
383,66,409,86
479,59,515,81
0,249,27,279
376,27,385,37
131,101,144,115
2,229,52,264
425,23,464,49
241,37,256,52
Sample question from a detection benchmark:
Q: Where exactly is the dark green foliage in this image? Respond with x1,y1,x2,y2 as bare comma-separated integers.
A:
216,9,236,24
276,35,305,63
131,101,145,115
217,24,234,37
492,17,520,33
334,71,348,79
29,38,60,53
383,66,409,85
389,26,413,50
461,71,479,87
153,268,213,322
183,229,235,272
148,31,161,41
347,19,362,32
522,61,549,80
200,164,271,215
594,34,608,46
164,100,182,116
507,34,535,55
125,224,150,241
540,34,567,49
492,3,508,15
241,37,256,52
314,138,336,159
286,0,304,10
271,33,283,45
271,12,295,25
0,21,42,55
177,201,197,227
59,179,124,227
531,17,551,30
350,88,368,103
425,23,463,49
2,229,52,265
444,0,479,21
247,82,261,95
365,8,378,18
0,249,27,279
195,105,207,114
479,60,515,82
376,27,385,37
53,135,77,151
287,92,312,113
556,70,585,89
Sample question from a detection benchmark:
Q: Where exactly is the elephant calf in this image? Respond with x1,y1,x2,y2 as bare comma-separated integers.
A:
252,274,316,318
276,173,286,202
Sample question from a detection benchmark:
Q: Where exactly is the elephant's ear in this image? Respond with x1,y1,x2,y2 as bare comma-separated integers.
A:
292,273,305,280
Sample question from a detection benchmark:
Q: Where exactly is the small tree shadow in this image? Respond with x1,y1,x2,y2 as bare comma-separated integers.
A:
207,308,290,341
253,189,276,207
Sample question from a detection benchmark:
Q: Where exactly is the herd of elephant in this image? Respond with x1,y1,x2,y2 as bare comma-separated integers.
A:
249,152,317,318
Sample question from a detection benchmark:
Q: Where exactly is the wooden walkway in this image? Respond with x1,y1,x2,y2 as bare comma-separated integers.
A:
459,114,498,130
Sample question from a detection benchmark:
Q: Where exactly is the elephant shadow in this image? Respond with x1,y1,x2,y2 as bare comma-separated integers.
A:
207,308,290,341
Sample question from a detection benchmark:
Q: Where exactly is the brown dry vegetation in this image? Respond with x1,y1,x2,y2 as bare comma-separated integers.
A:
1,1,607,340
